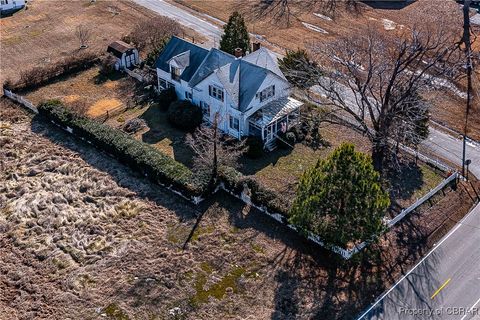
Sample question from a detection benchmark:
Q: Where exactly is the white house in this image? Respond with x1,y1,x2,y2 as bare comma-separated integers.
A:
107,41,140,70
155,36,302,149
0,0,25,15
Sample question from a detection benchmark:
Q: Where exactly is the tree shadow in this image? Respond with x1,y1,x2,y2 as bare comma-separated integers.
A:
30,115,198,223
239,147,295,176
265,206,442,320
361,1,415,10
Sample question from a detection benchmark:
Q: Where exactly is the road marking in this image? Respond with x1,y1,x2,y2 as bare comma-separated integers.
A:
430,278,451,299
460,296,480,320
356,201,480,320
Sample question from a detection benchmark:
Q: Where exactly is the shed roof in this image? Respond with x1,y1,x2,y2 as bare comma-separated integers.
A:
107,41,134,58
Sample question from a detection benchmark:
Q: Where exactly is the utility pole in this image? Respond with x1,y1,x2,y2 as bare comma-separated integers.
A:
462,0,473,178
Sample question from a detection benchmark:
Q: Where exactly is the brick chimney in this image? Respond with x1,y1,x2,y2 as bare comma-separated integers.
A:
252,42,261,52
234,48,243,58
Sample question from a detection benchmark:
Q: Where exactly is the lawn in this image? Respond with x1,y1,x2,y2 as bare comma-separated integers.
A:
23,67,138,118
107,100,446,215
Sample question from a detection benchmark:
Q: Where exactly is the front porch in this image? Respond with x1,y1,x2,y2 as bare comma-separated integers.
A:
248,97,302,150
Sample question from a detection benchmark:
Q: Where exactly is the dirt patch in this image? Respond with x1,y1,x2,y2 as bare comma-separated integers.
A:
88,98,123,117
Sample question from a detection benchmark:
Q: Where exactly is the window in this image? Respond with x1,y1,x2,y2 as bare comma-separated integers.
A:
200,101,210,116
171,66,181,82
229,116,239,131
185,91,192,100
259,85,275,102
209,85,224,102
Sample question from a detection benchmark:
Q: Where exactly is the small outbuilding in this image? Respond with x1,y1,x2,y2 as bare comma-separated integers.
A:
107,41,139,70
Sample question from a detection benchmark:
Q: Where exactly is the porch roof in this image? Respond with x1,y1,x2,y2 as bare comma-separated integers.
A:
249,97,302,128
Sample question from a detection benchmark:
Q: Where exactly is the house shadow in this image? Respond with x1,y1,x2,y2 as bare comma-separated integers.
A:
139,103,194,168
240,146,294,176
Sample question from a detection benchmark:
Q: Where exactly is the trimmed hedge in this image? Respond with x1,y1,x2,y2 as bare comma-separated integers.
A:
38,101,290,219
38,100,203,198
219,166,290,218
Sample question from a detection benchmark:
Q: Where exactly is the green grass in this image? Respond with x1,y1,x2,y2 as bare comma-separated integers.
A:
190,265,247,307
104,303,129,320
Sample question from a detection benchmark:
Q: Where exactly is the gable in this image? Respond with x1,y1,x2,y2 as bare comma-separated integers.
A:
155,36,209,82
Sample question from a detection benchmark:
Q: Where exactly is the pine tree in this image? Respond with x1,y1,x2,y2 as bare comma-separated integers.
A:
289,143,390,247
219,12,251,55
279,49,320,89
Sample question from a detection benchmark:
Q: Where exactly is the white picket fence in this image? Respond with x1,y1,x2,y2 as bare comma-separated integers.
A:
124,68,144,82
3,89,38,114
387,172,458,227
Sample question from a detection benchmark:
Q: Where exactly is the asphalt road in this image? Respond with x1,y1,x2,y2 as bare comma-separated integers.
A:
358,202,480,320
131,1,480,319
132,0,223,46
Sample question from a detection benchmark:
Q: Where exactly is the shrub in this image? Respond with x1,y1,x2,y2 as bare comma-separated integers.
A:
167,100,202,131
245,136,264,159
158,87,177,111
123,118,147,134
38,101,202,197
99,55,117,76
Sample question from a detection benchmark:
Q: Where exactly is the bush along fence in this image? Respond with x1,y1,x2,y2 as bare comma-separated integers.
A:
4,52,100,93
12,100,462,260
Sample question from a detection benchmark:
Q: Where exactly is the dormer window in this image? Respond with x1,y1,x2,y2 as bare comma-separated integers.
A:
209,85,224,102
171,66,181,82
259,85,275,102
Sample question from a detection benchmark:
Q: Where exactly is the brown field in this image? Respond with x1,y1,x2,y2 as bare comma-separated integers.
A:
0,101,476,320
0,0,203,85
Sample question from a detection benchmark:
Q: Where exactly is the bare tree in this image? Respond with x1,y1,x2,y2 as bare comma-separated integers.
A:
128,16,182,52
186,113,247,193
238,0,361,27
76,25,91,49
282,23,462,171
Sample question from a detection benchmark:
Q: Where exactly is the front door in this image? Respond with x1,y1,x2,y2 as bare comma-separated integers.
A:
265,124,274,142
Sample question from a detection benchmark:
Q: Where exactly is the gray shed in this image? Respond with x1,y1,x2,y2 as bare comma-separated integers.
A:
107,41,139,70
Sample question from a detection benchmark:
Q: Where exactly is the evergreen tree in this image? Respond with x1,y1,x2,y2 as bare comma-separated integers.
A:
279,49,320,89
220,12,251,55
289,143,390,247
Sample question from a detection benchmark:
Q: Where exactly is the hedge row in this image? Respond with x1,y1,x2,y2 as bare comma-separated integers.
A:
5,52,99,92
38,100,203,198
38,101,291,219
219,166,290,220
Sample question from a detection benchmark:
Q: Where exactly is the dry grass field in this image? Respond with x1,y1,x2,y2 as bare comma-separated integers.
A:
0,0,202,85
0,101,476,320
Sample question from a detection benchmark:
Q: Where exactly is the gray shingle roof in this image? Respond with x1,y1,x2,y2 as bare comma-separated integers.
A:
155,36,209,82
189,48,235,87
243,48,287,81
216,59,270,112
